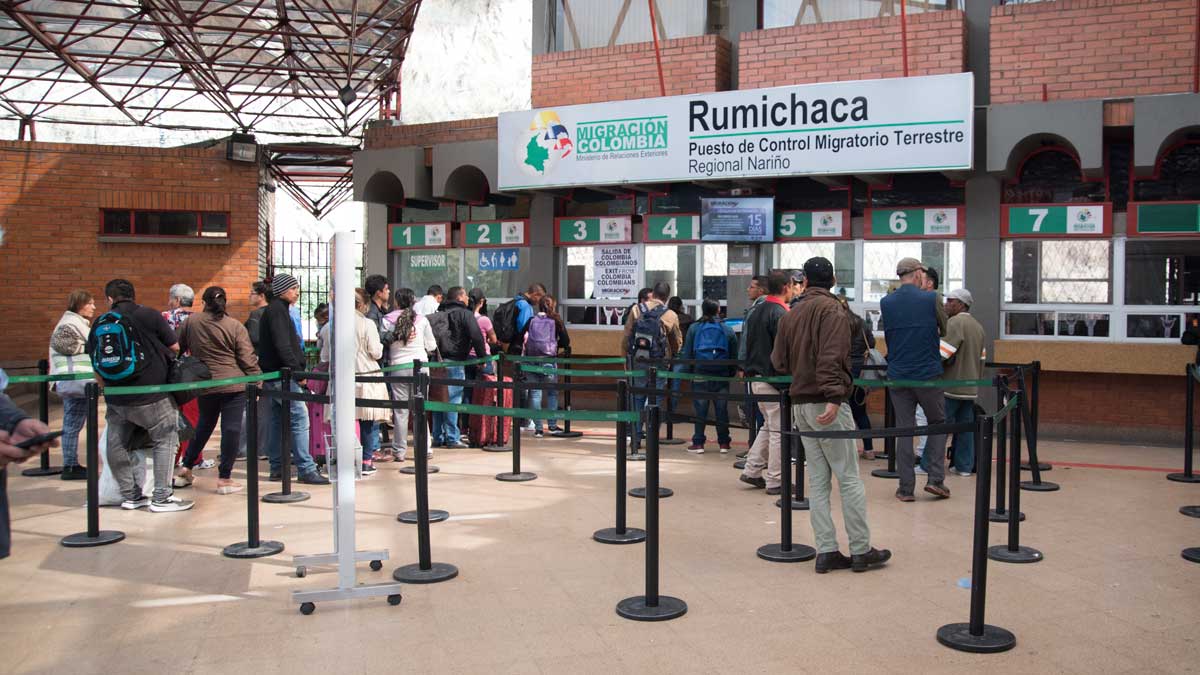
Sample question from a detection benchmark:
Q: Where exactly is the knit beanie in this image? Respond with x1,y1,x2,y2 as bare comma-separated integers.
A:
271,273,299,296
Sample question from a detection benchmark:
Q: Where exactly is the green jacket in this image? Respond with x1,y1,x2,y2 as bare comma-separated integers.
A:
941,311,985,399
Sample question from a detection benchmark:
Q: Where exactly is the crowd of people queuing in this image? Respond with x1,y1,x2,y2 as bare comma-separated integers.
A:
0,251,985,573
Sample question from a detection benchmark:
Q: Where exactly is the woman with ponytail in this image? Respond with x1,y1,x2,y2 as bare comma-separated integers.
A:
174,286,261,494
381,287,436,461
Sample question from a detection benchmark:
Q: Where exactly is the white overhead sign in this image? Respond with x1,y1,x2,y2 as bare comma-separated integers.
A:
498,73,973,191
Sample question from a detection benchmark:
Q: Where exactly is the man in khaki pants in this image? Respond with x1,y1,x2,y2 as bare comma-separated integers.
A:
738,270,792,495
773,257,891,574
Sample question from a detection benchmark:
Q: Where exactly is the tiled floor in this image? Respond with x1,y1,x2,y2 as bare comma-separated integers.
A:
3,418,1200,674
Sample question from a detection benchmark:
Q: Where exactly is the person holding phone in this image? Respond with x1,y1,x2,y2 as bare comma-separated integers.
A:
0,377,60,559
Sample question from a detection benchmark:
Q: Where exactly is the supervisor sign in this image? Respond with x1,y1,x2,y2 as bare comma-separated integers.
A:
498,73,973,191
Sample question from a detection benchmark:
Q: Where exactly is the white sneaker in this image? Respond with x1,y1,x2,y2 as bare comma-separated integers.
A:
954,470,973,477
914,465,928,475
686,446,704,454
149,496,194,513
198,459,216,470
121,496,150,510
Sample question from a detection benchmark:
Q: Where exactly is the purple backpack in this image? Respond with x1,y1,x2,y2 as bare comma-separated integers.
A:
524,315,558,357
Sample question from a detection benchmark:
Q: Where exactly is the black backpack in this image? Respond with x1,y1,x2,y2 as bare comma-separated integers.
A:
426,311,457,357
493,298,520,344
629,303,668,362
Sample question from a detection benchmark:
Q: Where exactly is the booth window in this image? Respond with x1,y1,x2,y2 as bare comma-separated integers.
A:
1002,240,1111,338
396,249,463,297
862,241,964,303
1124,239,1200,339
101,209,229,238
465,248,528,301
778,242,857,300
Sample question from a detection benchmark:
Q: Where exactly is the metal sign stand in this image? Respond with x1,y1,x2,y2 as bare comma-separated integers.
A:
292,230,403,615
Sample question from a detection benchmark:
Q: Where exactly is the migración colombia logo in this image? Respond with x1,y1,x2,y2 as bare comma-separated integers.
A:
518,111,572,177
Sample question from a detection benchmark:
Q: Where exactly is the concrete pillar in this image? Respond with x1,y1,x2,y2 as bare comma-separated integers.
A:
529,193,557,295
964,172,1001,408
365,202,389,281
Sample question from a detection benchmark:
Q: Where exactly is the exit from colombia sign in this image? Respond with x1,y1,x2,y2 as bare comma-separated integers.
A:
498,73,973,191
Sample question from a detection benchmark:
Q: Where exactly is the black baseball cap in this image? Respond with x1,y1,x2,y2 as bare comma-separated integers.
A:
803,257,834,288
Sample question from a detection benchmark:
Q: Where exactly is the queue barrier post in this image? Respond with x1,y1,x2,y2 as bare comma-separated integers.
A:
1016,369,1059,492
1169,363,1200,484
758,390,816,563
397,361,449,522
553,351,583,439
988,395,1043,565
1021,360,1051,473
263,367,310,504
61,382,125,548
990,380,1024,523
393,389,459,584
223,384,284,558
594,380,647,545
399,361,443,473
777,398,809,511
871,387,899,479
22,359,62,477
616,405,687,621
660,361,683,445
630,366,672,499
937,413,1016,653
496,366,537,482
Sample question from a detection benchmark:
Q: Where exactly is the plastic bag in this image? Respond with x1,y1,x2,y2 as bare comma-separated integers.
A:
97,427,154,506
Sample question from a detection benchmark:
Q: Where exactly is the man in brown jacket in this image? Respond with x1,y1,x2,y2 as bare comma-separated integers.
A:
772,257,890,574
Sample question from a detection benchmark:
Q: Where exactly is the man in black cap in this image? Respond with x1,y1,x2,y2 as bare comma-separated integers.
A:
773,258,890,573
257,273,327,485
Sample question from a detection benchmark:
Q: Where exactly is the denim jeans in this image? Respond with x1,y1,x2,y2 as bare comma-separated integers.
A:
432,365,464,445
633,375,666,441
690,379,731,446
265,380,318,477
944,397,976,473
525,364,557,433
105,397,178,502
359,420,380,461
183,391,245,479
60,395,87,467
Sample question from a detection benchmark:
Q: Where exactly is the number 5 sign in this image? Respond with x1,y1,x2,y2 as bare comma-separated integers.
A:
865,206,965,239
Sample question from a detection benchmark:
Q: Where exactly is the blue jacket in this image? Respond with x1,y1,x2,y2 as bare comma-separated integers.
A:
880,284,943,381
680,318,738,377
514,295,536,335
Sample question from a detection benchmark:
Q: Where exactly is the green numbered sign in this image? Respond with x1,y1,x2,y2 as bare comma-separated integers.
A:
645,214,699,242
463,219,528,247
388,222,450,249
1004,204,1107,236
774,210,848,240
1129,203,1200,236
554,216,632,245
867,207,962,238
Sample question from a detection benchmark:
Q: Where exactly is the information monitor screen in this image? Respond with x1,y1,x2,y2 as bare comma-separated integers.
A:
700,197,774,242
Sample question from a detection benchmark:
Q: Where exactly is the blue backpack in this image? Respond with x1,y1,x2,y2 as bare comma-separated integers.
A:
90,311,149,381
692,320,730,374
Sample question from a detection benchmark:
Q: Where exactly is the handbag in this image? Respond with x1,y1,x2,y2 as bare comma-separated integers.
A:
426,349,449,403
168,355,212,405
859,324,886,387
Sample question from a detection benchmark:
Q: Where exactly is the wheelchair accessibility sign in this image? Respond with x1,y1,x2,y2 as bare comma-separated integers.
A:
478,248,520,271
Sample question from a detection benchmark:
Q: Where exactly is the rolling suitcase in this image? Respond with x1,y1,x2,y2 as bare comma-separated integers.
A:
468,373,512,448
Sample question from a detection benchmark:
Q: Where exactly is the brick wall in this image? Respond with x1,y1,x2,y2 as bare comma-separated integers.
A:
738,11,966,89
991,0,1197,104
0,141,263,365
532,34,732,108
364,117,497,150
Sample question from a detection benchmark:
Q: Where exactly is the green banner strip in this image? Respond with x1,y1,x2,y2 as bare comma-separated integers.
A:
519,364,645,378
103,372,281,396
992,393,1021,424
379,354,499,373
506,355,628,365
655,370,989,389
423,400,639,423
6,372,95,384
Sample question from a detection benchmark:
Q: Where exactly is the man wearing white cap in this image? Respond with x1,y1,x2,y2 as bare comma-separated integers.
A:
941,288,985,476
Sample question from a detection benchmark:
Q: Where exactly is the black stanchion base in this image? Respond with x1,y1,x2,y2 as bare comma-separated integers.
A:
397,509,449,524
659,438,685,446
1167,472,1200,484
871,469,899,479
1019,480,1060,492
1182,547,1200,563
756,542,816,563
987,544,1044,564
1179,505,1200,519
392,562,459,584
21,466,62,477
481,446,510,453
262,491,310,504
496,471,538,482
988,509,1026,523
616,595,687,622
629,487,673,499
936,623,1016,654
593,527,647,545
1020,462,1052,472
399,465,440,474
732,459,746,470
221,540,285,558
61,530,125,548
552,431,584,439
775,497,810,510
628,453,646,462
